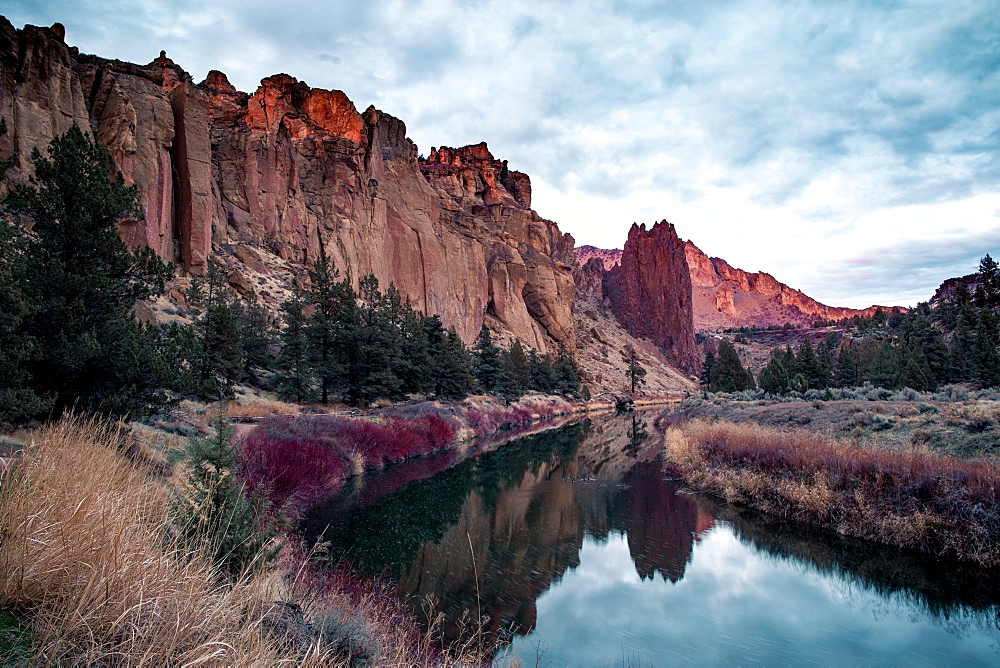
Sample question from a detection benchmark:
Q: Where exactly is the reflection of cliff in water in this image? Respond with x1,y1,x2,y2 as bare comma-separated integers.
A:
308,412,713,645
700,497,1000,640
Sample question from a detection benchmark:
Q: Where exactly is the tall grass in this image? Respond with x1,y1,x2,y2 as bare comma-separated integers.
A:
663,419,1000,565
0,416,307,665
0,416,506,665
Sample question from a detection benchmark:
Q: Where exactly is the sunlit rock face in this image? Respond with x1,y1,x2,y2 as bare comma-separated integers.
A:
574,235,899,336
0,17,578,351
684,240,900,330
603,221,700,376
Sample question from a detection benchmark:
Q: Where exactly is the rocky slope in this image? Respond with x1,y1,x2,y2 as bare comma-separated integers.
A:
575,238,896,333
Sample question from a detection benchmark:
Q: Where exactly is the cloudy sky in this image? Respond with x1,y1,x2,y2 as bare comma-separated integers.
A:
6,1,1000,308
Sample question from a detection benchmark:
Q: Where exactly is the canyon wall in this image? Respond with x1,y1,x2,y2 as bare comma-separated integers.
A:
0,19,577,352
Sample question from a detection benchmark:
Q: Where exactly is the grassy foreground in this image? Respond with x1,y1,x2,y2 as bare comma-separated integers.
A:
662,418,1000,566
0,416,497,665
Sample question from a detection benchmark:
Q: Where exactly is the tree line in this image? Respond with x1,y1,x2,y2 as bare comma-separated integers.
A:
703,261,1000,394
0,126,582,427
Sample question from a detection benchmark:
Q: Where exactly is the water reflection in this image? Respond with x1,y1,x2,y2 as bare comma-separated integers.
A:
305,411,1000,663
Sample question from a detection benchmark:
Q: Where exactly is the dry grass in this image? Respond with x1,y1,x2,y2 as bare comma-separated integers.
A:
663,419,1000,566
0,416,311,665
0,415,511,666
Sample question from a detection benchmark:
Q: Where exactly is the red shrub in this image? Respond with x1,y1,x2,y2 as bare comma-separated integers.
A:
237,428,348,518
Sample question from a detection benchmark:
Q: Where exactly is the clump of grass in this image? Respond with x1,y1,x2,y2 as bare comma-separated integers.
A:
0,415,309,664
663,418,1000,565
0,416,501,666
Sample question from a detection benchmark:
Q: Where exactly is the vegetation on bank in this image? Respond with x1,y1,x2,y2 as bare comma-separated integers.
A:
673,384,1000,462
238,395,580,521
662,418,1000,566
0,416,506,665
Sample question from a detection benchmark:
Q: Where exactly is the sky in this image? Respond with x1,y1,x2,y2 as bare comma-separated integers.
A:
5,1,1000,308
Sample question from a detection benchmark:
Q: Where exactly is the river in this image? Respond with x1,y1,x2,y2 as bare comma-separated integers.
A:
303,410,1000,666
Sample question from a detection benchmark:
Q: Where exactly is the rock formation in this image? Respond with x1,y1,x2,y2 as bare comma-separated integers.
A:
683,240,899,330
575,238,900,335
603,221,700,376
0,17,578,353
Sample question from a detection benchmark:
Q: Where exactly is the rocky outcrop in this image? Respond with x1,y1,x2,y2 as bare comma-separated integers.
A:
0,18,579,353
603,221,700,376
684,240,899,330
576,244,622,271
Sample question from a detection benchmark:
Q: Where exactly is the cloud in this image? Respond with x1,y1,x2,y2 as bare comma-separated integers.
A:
3,0,998,307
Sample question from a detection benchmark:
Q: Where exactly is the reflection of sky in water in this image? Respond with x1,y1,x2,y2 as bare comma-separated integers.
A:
506,528,999,667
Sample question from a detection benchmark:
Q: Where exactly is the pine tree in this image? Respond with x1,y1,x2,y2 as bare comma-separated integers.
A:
502,340,531,400
833,346,860,388
974,308,1000,388
2,124,172,418
948,313,975,382
188,258,244,399
796,339,826,389
553,346,582,396
709,339,754,392
623,346,647,394
528,349,558,392
866,342,901,389
975,254,1000,308
274,295,315,403
757,355,789,394
302,245,356,404
701,350,716,386
171,419,279,581
433,326,475,399
473,325,508,396
236,299,273,382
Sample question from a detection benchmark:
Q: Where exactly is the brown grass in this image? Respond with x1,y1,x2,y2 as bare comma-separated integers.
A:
0,415,511,666
663,419,1000,566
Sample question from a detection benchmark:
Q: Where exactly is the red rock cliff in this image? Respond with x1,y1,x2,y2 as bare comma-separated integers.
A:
684,240,900,330
0,18,577,352
603,221,700,376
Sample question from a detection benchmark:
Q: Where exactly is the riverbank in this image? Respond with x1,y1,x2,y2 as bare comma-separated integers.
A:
234,392,682,520
0,415,511,665
661,417,1000,566
0,391,661,665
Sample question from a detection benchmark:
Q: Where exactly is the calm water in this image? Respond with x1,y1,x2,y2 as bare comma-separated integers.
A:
304,412,1000,666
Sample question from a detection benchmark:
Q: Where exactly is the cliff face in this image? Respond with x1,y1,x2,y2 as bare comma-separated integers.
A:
603,221,700,376
684,241,897,330
0,18,576,352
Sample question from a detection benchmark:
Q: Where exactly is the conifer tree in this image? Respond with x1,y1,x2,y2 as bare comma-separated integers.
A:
757,355,789,394
473,325,508,395
623,346,648,394
866,342,901,389
433,326,475,399
974,308,1000,388
2,124,172,418
701,349,716,386
975,254,1000,308
528,349,558,392
709,339,754,392
188,258,244,399
833,346,860,388
274,295,315,403
303,245,356,404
